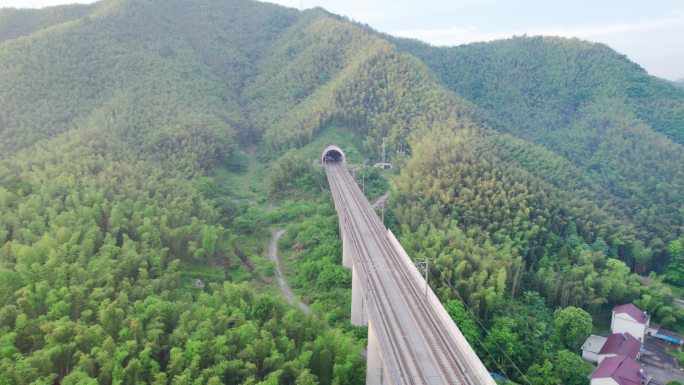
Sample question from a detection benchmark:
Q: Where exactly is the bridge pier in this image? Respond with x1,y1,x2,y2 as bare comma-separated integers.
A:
351,266,368,326
341,223,353,269
343,217,366,325
366,318,386,385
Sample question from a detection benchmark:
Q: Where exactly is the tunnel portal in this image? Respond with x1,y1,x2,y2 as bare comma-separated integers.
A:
321,145,347,166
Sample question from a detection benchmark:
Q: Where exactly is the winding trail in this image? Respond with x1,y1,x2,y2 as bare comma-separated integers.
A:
270,230,368,356
269,229,311,314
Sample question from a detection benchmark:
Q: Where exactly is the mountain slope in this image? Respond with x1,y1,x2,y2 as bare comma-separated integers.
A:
393,36,684,145
393,35,684,260
0,0,308,162
0,2,366,384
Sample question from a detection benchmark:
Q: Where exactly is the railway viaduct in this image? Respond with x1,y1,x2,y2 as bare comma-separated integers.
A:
321,145,496,385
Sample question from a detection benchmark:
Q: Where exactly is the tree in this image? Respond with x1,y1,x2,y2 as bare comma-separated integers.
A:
483,316,525,377
61,370,98,385
444,299,481,344
666,237,684,285
526,360,560,385
553,350,592,385
296,369,319,385
631,240,653,274
553,307,592,350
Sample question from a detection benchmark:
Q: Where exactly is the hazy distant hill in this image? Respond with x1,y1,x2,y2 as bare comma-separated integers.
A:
674,78,684,89
393,36,684,146
0,0,683,383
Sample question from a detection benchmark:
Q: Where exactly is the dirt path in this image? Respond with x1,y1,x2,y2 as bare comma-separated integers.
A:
269,230,311,314
371,190,390,209
675,298,684,310
270,231,367,356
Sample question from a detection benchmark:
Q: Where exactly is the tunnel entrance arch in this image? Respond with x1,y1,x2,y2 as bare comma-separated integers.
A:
321,145,347,166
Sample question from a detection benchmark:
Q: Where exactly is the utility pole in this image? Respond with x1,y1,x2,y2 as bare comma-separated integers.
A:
362,159,366,194
413,257,436,297
424,256,430,296
381,139,386,164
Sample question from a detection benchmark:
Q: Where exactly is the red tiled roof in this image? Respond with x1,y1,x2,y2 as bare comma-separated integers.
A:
599,333,641,359
591,355,645,385
613,304,647,324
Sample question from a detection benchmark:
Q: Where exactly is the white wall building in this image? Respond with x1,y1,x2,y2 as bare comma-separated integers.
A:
611,304,649,341
582,334,608,363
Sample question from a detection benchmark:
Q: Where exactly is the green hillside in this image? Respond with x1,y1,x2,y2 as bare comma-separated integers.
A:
393,35,684,263
394,36,684,145
0,1,363,384
1,0,683,384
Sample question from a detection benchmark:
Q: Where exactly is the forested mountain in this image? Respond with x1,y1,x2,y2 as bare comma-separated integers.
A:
675,79,684,89
393,36,684,144
1,0,683,384
0,1,362,384
392,35,684,267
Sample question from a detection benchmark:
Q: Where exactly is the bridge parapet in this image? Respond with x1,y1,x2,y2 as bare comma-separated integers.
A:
386,230,495,384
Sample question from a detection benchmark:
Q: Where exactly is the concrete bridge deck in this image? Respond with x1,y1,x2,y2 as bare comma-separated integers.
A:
322,152,495,385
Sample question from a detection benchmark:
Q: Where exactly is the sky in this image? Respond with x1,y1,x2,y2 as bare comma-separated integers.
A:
2,0,683,80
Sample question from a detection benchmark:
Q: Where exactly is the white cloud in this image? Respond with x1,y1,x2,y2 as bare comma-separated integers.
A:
391,15,684,79
391,15,684,46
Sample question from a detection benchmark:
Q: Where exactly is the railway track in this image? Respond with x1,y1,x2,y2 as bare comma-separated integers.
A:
339,165,472,384
324,162,477,385
328,164,423,384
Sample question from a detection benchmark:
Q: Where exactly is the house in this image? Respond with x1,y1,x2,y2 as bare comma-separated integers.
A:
597,333,642,363
611,304,649,341
653,329,684,349
582,333,642,364
590,355,646,385
583,334,608,363
646,322,683,349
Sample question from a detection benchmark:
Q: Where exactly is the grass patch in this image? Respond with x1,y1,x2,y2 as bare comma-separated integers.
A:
213,148,267,203
664,282,684,299
178,261,230,293
361,166,390,203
